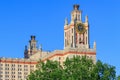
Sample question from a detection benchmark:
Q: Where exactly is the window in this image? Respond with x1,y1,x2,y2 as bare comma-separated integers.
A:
5,72,9,74
0,75,3,77
12,75,15,78
18,68,22,71
5,75,9,78
18,72,22,74
5,68,9,70
72,36,73,44
79,38,81,44
24,65,28,67
86,37,87,44
65,32,66,37
11,64,15,67
0,68,3,70
18,65,22,67
18,76,22,78
24,72,28,75
5,64,9,66
11,68,15,71
0,64,3,66
65,39,67,47
90,56,92,59
12,72,15,74
30,65,34,68
72,28,73,33
24,69,28,71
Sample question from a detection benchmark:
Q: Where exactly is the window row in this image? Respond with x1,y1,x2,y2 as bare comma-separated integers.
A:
0,64,29,67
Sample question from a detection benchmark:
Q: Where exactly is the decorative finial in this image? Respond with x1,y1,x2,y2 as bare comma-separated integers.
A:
93,41,96,49
31,35,36,40
39,44,42,51
25,45,27,50
28,43,30,50
85,15,88,23
73,4,79,10
65,18,68,25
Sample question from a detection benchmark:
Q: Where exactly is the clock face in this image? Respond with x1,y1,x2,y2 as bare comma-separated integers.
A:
75,23,86,34
78,25,84,31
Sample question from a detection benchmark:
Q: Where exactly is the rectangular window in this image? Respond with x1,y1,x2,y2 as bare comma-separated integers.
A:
72,36,73,47
65,39,66,47
65,32,66,37
86,31,87,34
5,64,9,66
18,65,22,67
72,28,73,33
86,37,87,44
0,64,3,66
24,65,28,67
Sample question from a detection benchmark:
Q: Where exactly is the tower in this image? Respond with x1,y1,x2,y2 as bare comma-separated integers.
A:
24,35,37,58
64,4,89,49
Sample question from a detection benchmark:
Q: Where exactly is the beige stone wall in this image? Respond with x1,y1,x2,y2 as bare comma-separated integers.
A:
0,58,37,80
0,48,96,80
41,48,96,65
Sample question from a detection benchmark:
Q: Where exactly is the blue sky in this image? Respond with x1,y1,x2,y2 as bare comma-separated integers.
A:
0,0,120,75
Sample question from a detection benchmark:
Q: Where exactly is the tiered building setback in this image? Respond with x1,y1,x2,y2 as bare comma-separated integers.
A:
0,4,96,80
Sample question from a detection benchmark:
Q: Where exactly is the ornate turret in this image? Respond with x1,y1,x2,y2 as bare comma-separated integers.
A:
71,4,82,23
29,35,37,50
85,15,88,23
64,4,90,49
24,35,37,58
73,4,79,10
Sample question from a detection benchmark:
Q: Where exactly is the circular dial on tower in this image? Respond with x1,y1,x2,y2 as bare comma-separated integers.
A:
75,23,86,34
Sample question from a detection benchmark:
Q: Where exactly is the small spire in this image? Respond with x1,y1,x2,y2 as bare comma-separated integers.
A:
73,4,79,10
25,45,27,51
31,35,36,40
28,43,30,50
65,18,68,25
39,44,42,51
93,41,96,49
85,15,88,23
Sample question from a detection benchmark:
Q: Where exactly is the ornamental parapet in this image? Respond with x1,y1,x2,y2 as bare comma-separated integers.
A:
41,47,96,60
64,47,96,52
0,57,37,64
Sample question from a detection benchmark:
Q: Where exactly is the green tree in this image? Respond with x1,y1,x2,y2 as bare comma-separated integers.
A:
64,56,94,80
92,60,116,80
27,56,116,80
117,75,120,80
27,60,63,80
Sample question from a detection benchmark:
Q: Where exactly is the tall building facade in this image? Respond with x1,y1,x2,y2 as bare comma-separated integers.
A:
0,4,96,80
64,5,89,49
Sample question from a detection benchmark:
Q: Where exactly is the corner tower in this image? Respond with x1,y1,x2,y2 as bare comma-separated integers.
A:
24,35,37,58
64,4,90,49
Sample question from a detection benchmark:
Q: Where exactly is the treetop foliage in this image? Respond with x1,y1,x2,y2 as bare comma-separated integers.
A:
27,56,117,80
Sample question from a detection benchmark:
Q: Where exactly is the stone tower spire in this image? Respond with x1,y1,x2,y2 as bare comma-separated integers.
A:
39,44,42,51
85,15,88,23
64,4,90,49
65,18,68,25
24,35,37,58
93,41,96,49
29,36,37,50
71,4,82,23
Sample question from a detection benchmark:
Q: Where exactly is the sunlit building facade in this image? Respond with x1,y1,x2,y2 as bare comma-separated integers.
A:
0,4,96,80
